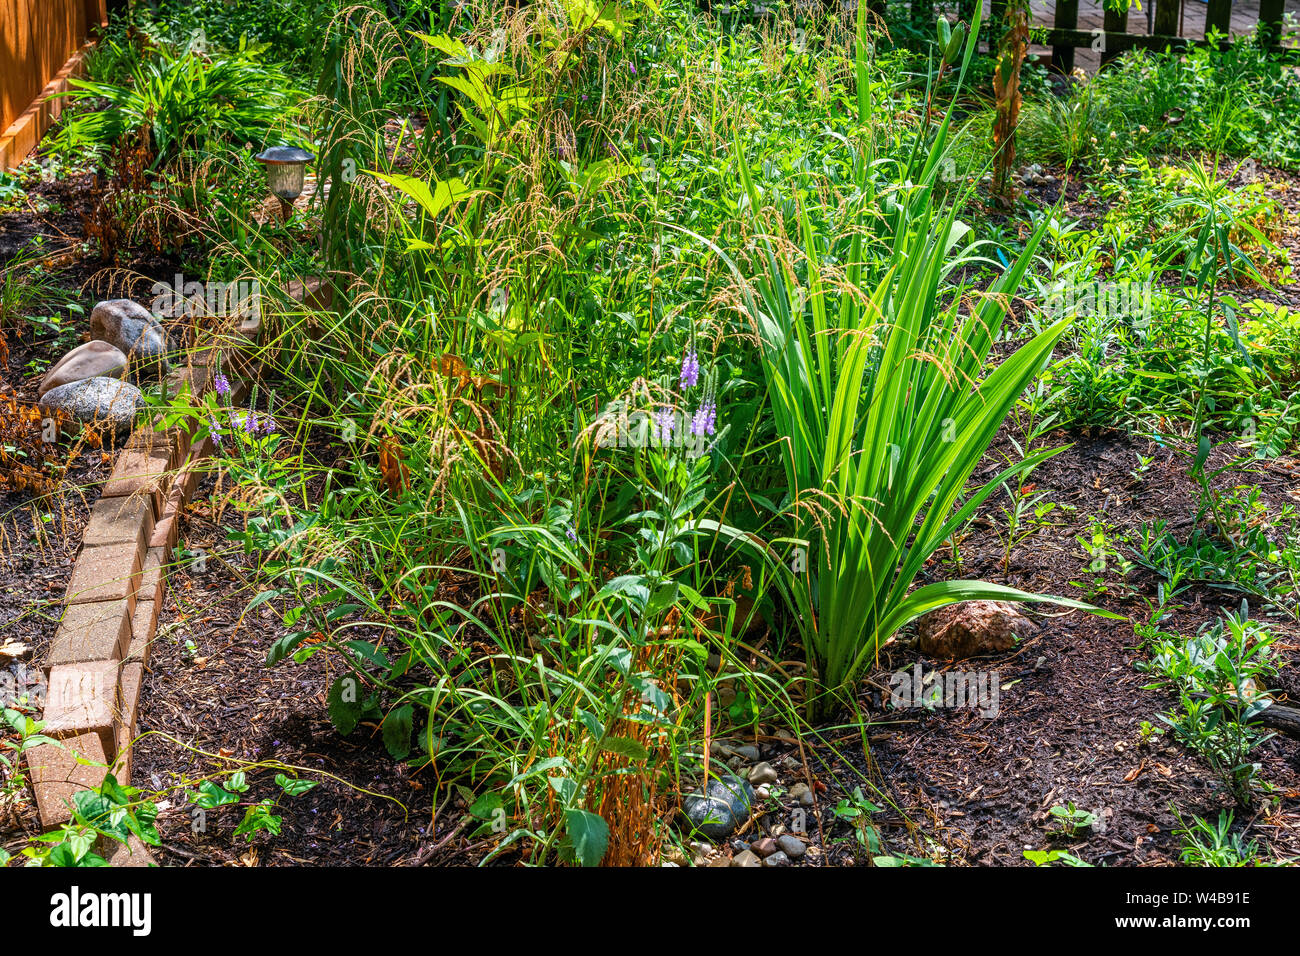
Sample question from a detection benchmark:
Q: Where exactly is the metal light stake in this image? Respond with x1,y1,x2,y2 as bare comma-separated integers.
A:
254,146,315,223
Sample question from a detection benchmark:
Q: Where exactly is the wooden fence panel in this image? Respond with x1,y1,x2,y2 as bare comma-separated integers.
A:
1153,0,1180,39
1054,0,1080,73
1259,0,1286,44
1101,2,1129,65
0,0,106,170
1205,0,1233,38
1042,0,1292,71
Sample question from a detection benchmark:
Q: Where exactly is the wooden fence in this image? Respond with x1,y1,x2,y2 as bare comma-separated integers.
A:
0,0,107,171
987,0,1292,73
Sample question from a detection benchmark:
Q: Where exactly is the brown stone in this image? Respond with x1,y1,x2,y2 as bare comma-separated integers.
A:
229,376,251,404
127,600,158,664
186,335,223,367
238,308,262,339
111,662,144,784
111,721,132,784
82,494,153,550
146,458,201,551
64,540,143,610
116,661,143,725
138,546,167,606
148,512,179,552
125,424,175,458
43,661,119,760
156,421,195,468
161,366,189,401
46,600,131,668
104,834,155,867
173,455,203,500
26,732,108,829
90,299,169,366
190,433,216,463
185,362,211,396
915,601,1036,660
101,444,171,518
286,276,331,311
38,341,129,398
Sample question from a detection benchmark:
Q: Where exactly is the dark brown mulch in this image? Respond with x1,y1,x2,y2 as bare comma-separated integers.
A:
826,429,1300,867
128,469,487,867
0,159,195,664
121,424,1300,868
0,163,216,841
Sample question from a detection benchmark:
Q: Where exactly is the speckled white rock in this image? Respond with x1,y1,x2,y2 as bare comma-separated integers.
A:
39,376,143,435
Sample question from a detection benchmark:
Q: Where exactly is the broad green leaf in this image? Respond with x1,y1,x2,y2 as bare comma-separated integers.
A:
600,736,650,761
382,703,414,760
327,675,361,736
564,809,609,867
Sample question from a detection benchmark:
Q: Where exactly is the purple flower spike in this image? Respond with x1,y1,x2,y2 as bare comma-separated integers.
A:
628,63,637,76
690,399,716,438
679,350,700,389
653,406,675,444
214,373,231,396
260,414,278,436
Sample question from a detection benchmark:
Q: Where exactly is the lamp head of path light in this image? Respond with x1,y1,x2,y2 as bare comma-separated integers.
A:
254,146,314,223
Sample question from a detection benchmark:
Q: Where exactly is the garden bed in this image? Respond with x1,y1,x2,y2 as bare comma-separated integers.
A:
4,1,1300,873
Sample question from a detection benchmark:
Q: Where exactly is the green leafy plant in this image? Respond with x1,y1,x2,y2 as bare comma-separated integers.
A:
1024,848,1093,866
1143,607,1278,806
1137,719,1165,745
16,775,160,867
832,786,883,860
52,41,299,167
706,5,1114,717
1173,808,1270,866
1,706,56,816
1048,801,1097,838
186,769,319,843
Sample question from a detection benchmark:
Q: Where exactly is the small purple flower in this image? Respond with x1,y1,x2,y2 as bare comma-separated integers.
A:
566,526,578,542
606,143,617,157
208,415,224,447
679,349,700,389
653,405,675,444
260,414,277,436
241,411,259,435
213,372,231,396
628,63,637,76
690,399,716,438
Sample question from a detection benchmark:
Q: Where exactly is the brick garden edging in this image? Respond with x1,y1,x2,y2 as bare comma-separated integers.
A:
23,296,273,866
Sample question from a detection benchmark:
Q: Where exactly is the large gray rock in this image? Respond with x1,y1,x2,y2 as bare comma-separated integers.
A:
776,834,807,858
39,376,143,436
90,299,170,371
38,341,129,398
684,775,755,841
